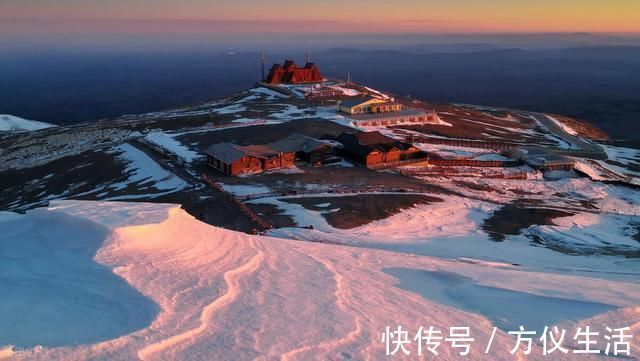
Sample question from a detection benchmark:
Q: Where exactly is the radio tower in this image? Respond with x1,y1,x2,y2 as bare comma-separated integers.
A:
260,51,266,82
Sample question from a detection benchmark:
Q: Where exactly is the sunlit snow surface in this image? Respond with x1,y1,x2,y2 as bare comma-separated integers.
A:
0,200,638,360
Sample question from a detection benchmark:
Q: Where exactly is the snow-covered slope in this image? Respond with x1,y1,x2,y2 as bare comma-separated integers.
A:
1,200,638,360
0,114,55,132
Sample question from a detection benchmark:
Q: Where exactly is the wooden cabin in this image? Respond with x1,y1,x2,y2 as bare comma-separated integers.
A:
336,131,423,166
268,133,336,165
205,143,295,176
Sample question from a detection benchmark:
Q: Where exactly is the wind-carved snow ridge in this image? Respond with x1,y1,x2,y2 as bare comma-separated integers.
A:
279,255,363,360
2,200,639,360
138,239,264,360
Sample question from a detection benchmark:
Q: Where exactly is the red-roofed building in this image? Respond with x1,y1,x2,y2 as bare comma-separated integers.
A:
265,60,323,84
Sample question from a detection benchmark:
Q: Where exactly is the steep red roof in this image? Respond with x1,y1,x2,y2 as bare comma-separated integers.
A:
266,60,323,84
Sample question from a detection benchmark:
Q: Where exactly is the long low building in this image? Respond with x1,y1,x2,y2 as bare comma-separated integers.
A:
338,96,401,115
347,109,439,127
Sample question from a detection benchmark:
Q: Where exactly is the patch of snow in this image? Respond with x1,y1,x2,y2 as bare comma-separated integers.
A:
265,166,305,174
327,159,354,168
220,183,272,196
111,143,189,191
473,153,510,161
543,169,577,180
249,87,288,99
362,86,390,99
435,114,453,127
214,103,247,115
0,346,15,360
144,131,202,163
0,114,55,132
329,86,360,96
414,142,487,158
547,115,578,135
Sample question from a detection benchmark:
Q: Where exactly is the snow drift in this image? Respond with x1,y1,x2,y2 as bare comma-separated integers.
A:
0,200,638,360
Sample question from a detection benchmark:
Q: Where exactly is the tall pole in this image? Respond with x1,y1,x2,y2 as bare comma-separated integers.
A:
260,51,266,82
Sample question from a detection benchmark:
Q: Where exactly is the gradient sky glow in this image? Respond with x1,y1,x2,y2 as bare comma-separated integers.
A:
2,0,640,34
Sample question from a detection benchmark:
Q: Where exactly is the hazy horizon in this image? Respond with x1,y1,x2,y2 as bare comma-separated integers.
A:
3,0,640,35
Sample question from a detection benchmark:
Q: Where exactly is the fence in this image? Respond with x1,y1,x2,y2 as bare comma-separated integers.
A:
407,136,520,151
427,159,522,168
549,146,608,160
135,138,188,167
210,119,269,129
366,158,429,170
202,174,274,231
399,167,529,180
234,185,423,202
366,157,521,170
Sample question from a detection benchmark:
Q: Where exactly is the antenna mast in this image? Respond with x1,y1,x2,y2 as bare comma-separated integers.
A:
260,51,266,81
305,49,310,64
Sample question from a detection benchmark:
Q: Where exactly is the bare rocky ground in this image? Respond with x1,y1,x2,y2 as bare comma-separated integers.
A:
282,194,442,229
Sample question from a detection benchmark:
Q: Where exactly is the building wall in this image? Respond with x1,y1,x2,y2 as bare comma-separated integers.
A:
230,156,264,175
263,152,295,170
350,113,436,127
365,151,385,165
371,104,402,113
207,155,228,174
208,151,296,176
339,99,390,115
306,147,335,164
385,149,402,163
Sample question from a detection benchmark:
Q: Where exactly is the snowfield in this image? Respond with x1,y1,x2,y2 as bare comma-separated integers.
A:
0,200,638,360
109,144,189,195
143,131,202,163
0,114,54,132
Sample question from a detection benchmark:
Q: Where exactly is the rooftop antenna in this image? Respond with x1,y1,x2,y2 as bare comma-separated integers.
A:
260,50,266,82
305,49,311,64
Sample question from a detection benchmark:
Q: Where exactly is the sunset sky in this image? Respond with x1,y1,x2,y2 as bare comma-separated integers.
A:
2,0,640,34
